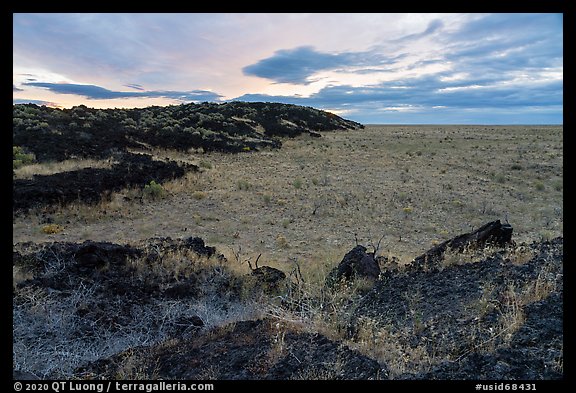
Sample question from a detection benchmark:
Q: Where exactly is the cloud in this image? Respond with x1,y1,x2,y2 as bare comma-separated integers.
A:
12,13,263,91
393,19,444,42
423,19,444,35
232,71,562,124
450,13,562,43
444,14,562,68
23,82,223,102
124,83,145,91
243,46,346,84
242,46,403,85
13,85,23,92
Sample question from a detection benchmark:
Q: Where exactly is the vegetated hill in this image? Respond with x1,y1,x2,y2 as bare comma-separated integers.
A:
13,102,363,162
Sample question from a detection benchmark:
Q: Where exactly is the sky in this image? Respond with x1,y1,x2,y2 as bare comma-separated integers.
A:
13,13,563,124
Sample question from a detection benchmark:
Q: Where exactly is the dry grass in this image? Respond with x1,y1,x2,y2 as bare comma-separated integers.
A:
441,243,537,270
290,366,339,380
512,256,558,306
112,349,161,380
12,246,267,378
464,256,558,358
498,284,526,342
13,158,114,179
350,318,436,378
13,265,33,290
41,224,64,234
14,126,562,269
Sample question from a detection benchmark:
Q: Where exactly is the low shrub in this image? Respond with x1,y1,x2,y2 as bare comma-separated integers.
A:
143,180,165,200
237,180,252,191
41,224,64,234
13,146,35,169
199,160,212,170
192,191,207,200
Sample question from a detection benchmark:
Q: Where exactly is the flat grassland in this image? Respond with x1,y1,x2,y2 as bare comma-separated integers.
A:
13,125,563,271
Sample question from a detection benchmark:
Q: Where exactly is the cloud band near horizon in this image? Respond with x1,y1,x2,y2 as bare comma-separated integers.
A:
22,82,222,102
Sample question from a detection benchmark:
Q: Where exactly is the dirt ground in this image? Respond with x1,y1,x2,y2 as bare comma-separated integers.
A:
13,125,563,270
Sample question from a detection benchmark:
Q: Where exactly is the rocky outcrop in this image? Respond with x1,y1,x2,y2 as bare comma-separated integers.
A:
76,319,385,380
146,236,217,259
351,237,563,380
13,152,195,213
401,290,563,380
251,266,286,284
326,245,381,286
412,220,513,270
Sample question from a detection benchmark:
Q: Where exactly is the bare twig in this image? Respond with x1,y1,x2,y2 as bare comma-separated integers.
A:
373,234,386,257
289,258,305,285
366,233,386,257
229,245,242,264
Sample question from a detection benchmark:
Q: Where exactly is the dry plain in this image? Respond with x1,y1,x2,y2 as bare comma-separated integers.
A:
13,124,563,274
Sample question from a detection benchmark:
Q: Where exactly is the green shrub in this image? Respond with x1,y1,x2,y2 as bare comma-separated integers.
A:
535,181,545,191
494,173,506,184
293,178,303,189
553,180,562,192
199,160,212,170
13,146,35,169
539,230,554,242
237,180,252,191
143,180,165,200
